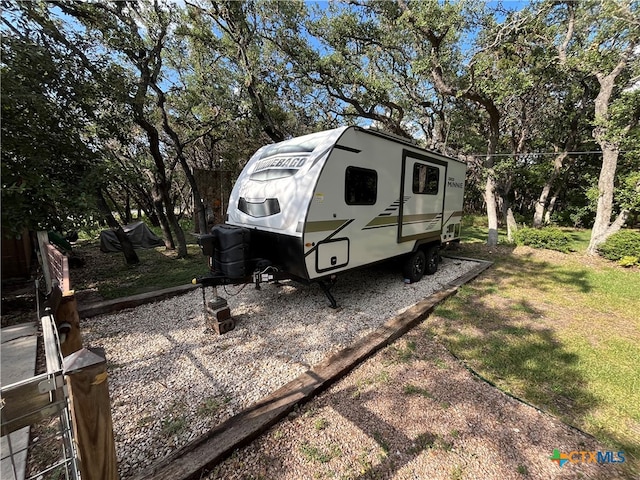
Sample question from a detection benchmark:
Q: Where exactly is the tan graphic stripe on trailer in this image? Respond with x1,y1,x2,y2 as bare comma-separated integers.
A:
363,216,399,228
442,210,464,225
305,219,351,233
304,219,354,258
403,213,442,224
399,231,442,244
363,213,441,230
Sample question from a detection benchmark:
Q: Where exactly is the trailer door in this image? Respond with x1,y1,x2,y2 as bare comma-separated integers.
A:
398,151,447,243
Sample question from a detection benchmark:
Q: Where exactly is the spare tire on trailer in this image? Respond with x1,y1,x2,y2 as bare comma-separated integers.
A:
402,250,426,283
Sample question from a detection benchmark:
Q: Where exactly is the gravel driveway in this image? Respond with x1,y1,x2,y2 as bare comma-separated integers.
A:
82,257,625,479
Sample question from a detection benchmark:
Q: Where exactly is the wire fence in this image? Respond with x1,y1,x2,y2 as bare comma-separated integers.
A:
1,312,80,480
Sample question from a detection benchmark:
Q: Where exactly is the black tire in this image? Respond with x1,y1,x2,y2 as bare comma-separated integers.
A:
425,245,439,275
403,250,426,283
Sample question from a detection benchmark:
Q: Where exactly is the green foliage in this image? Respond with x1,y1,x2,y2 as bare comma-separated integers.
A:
299,442,342,463
161,416,187,436
313,417,329,431
597,230,640,264
1,33,102,234
403,384,433,398
461,215,487,228
617,170,640,216
618,256,640,268
606,89,640,149
514,227,572,253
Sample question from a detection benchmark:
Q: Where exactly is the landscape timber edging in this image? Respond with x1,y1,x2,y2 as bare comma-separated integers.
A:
77,284,199,319
132,258,493,480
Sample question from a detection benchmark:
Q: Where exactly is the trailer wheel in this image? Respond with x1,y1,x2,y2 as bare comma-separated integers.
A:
403,250,426,283
425,246,439,275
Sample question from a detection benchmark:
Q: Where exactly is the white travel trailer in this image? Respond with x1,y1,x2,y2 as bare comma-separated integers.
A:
197,126,466,307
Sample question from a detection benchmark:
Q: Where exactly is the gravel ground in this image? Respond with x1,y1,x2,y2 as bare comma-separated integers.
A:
82,257,479,478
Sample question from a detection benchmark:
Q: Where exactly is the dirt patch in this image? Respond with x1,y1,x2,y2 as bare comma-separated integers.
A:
1,280,38,328
66,242,113,300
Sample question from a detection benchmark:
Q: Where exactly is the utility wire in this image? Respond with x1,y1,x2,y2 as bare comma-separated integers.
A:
466,150,631,157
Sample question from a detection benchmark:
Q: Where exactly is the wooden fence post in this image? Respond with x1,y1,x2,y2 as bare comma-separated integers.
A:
56,294,83,357
63,347,118,480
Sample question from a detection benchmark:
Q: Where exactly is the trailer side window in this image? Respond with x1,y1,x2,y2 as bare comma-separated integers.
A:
413,163,439,195
345,166,377,205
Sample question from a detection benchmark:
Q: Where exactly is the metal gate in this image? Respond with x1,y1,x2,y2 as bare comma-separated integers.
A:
1,306,80,480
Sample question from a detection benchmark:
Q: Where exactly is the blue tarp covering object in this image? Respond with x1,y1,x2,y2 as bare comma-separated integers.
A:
99,222,164,253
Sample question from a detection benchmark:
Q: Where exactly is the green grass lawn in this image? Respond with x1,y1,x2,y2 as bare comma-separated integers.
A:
72,233,207,299
435,220,639,475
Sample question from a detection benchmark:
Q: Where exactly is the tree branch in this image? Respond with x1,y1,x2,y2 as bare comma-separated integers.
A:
557,2,574,65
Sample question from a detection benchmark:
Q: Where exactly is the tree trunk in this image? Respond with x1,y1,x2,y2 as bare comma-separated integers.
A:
146,171,175,250
155,88,208,234
586,59,630,254
125,27,188,258
163,190,188,258
485,174,500,245
124,193,132,224
533,152,569,228
135,115,187,257
189,173,207,234
396,0,502,244
168,158,203,234
484,105,501,246
95,190,139,265
130,187,159,226
587,144,628,253
544,186,561,225
506,207,518,243
533,183,552,228
104,189,127,225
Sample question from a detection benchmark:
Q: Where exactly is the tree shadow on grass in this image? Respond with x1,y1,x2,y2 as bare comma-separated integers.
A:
488,249,593,294
430,250,639,473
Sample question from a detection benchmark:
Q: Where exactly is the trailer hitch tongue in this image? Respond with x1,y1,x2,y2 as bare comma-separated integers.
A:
192,275,226,287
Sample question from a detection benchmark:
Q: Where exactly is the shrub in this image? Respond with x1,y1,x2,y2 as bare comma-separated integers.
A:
514,227,572,253
597,230,640,265
461,215,487,227
618,256,640,268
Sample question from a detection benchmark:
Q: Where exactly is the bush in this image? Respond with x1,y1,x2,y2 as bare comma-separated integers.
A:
461,214,487,227
514,227,572,253
618,256,640,268
597,230,640,265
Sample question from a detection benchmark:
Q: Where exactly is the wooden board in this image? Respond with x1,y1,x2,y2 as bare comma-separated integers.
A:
133,259,492,480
